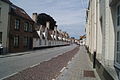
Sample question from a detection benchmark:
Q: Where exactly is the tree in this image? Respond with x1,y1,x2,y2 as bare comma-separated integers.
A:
37,13,56,30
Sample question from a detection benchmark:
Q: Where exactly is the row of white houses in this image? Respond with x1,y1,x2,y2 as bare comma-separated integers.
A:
85,0,120,80
32,13,70,48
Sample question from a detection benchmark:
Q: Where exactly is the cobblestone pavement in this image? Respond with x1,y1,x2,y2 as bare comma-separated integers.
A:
57,46,101,80
3,46,79,80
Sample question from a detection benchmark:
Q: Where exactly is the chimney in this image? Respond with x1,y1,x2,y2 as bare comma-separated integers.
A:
32,13,37,23
46,21,50,29
54,25,57,31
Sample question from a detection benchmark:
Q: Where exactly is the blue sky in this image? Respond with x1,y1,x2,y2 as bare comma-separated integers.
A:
11,0,88,39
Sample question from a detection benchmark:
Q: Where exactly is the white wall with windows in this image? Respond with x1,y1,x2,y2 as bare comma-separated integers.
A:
86,0,118,79
114,2,120,70
0,1,10,53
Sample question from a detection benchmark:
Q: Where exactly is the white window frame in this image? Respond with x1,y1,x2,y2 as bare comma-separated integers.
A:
24,22,29,31
15,19,20,30
13,36,19,47
115,2,120,68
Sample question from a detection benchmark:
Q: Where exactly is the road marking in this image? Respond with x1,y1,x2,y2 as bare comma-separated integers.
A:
0,72,18,80
30,63,40,68
68,61,71,64
60,67,66,72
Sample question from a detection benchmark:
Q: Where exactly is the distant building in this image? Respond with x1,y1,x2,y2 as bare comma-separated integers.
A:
0,0,36,53
80,35,86,45
32,13,70,47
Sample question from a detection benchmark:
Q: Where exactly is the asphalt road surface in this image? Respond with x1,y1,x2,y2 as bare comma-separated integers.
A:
0,44,77,79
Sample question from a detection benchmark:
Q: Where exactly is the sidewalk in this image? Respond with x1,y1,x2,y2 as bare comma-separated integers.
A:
56,46,101,80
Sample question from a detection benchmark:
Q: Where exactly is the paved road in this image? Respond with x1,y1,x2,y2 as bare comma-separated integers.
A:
0,44,77,79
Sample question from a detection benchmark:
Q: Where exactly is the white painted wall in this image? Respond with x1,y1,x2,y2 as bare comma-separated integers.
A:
0,1,10,53
86,0,118,79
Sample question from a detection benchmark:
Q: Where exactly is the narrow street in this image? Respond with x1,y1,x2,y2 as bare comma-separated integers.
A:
0,44,77,79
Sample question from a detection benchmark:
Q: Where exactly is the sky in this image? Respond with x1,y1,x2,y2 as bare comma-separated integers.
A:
10,0,88,39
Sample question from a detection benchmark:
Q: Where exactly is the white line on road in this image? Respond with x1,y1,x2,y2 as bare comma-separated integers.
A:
60,67,66,73
30,63,40,68
68,61,71,64
0,72,18,80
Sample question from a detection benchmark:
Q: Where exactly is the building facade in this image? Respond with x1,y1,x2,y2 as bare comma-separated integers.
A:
9,5,34,53
0,0,11,53
86,0,120,80
0,0,35,53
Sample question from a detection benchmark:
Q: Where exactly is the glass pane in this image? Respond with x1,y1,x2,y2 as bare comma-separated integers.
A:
0,8,1,20
0,32,2,43
117,31,120,41
117,52,120,64
117,5,120,16
117,6,119,15
117,17,120,26
15,19,20,29
117,42,120,52
24,23,29,31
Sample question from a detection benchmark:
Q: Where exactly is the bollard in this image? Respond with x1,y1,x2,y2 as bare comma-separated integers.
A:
93,51,96,68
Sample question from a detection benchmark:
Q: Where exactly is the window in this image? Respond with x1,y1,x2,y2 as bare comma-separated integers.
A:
24,36,29,47
29,24,33,32
0,32,2,44
24,22,29,31
117,5,120,26
0,8,1,21
116,4,120,66
15,19,20,30
116,31,120,64
13,36,19,47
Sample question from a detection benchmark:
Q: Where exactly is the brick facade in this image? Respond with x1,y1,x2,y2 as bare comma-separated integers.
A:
8,10,34,53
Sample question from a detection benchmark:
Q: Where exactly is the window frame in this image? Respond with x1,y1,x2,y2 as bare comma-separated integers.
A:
24,22,29,32
29,24,33,32
0,8,1,22
24,36,29,48
117,5,120,26
15,19,20,30
115,2,120,68
0,32,2,44
13,35,19,48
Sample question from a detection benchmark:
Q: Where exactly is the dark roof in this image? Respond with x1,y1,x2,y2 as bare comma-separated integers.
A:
10,4,33,22
1,0,12,4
